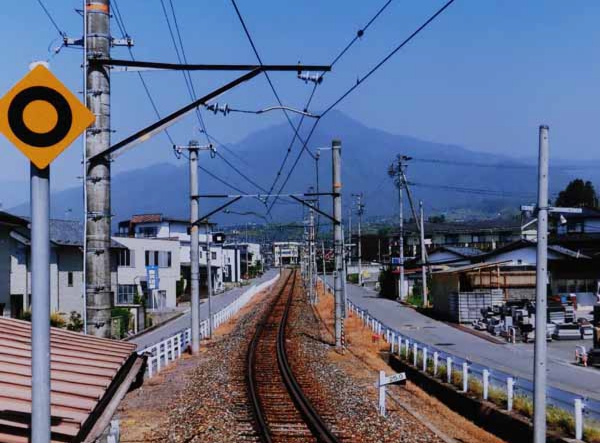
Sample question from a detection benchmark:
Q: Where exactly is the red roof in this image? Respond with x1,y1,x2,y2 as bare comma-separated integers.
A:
130,214,162,224
0,318,143,442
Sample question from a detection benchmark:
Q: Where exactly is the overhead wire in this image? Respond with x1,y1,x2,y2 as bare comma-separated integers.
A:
111,0,254,197
35,0,66,37
267,0,457,214
229,0,315,162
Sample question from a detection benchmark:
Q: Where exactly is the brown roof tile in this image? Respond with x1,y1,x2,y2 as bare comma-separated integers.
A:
0,317,142,443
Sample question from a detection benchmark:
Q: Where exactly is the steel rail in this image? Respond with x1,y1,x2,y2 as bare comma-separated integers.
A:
276,272,340,443
246,269,340,443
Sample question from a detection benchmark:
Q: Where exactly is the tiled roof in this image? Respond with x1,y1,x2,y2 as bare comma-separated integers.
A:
441,246,484,257
130,214,162,224
13,219,125,248
0,317,143,443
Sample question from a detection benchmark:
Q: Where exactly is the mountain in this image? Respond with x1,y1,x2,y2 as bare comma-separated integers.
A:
7,111,589,225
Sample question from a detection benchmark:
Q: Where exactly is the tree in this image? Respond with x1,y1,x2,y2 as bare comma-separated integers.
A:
555,179,598,208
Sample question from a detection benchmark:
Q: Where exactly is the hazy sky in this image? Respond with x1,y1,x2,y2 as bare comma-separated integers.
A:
1,1,600,193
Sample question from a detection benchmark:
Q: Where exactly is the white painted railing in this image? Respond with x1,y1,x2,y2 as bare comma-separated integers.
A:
319,277,595,439
140,275,279,378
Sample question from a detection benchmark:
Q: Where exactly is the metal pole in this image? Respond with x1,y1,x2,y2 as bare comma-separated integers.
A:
322,240,327,281
420,201,428,307
31,164,50,443
348,209,352,268
399,172,405,300
85,0,112,337
357,194,363,286
533,125,549,443
189,144,200,354
206,223,213,339
81,0,88,334
332,140,343,349
309,209,315,303
342,225,348,318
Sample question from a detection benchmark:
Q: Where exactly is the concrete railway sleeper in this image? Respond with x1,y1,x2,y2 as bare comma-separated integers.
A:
247,270,341,443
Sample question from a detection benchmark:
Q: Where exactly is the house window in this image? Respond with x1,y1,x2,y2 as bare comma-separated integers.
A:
211,252,217,260
117,284,137,304
137,226,158,238
67,272,73,287
117,249,134,267
145,250,171,268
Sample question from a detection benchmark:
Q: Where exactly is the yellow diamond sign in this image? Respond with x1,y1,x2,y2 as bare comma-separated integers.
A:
0,65,95,169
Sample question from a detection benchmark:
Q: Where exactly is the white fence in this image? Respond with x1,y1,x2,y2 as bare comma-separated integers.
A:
320,278,596,440
139,275,279,378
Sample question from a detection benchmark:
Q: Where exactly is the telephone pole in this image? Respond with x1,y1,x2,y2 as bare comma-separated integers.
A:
85,0,112,337
388,155,411,300
420,201,428,307
175,140,214,354
533,125,549,443
206,222,213,339
332,140,343,349
309,208,316,303
352,193,364,286
189,141,201,354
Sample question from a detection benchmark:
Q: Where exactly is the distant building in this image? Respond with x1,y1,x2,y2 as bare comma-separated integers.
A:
390,218,537,258
273,242,301,266
117,213,249,294
0,211,180,320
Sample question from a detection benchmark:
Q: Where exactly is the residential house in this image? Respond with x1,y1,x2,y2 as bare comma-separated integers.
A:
0,211,180,321
273,242,301,266
117,213,248,294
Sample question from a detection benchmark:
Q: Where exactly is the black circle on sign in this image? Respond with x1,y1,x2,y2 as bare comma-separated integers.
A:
7,86,72,148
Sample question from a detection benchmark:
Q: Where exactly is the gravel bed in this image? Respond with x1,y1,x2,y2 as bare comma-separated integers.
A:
120,284,279,443
287,294,443,443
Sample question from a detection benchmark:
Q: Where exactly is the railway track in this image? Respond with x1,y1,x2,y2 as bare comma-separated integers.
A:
247,270,341,443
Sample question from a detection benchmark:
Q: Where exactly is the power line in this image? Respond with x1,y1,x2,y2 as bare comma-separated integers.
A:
214,151,269,193
35,0,66,37
264,1,395,206
320,0,456,118
413,157,535,169
229,0,314,158
267,0,457,213
408,181,538,198
112,0,255,197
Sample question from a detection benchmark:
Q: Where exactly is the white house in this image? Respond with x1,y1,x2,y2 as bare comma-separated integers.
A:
117,214,247,293
273,242,301,266
0,212,181,321
111,236,181,310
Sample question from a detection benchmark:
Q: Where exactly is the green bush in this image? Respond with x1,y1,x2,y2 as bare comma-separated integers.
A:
111,307,132,338
66,311,84,332
348,273,359,284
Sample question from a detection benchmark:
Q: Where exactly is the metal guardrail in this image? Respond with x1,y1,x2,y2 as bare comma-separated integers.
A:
139,275,279,378
320,278,599,438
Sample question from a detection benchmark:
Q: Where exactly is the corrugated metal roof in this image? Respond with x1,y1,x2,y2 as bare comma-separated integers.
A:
0,317,142,443
434,260,512,274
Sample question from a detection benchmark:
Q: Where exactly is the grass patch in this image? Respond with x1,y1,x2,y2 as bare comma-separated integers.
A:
584,423,600,443
547,405,575,436
513,395,533,418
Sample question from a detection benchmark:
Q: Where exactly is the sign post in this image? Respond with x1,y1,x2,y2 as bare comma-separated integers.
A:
0,64,94,442
377,370,407,417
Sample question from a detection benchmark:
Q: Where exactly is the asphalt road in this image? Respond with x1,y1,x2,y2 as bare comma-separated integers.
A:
325,276,600,400
132,270,278,350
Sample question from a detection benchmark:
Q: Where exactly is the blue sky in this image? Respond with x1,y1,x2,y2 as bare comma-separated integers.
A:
1,1,600,195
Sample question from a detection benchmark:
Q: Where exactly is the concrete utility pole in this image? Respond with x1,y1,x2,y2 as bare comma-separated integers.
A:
389,155,411,300
206,223,213,339
85,0,112,337
533,125,549,443
31,165,50,443
322,240,327,281
309,209,315,303
332,140,343,348
419,201,428,307
188,142,201,354
353,193,364,286
176,140,214,352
